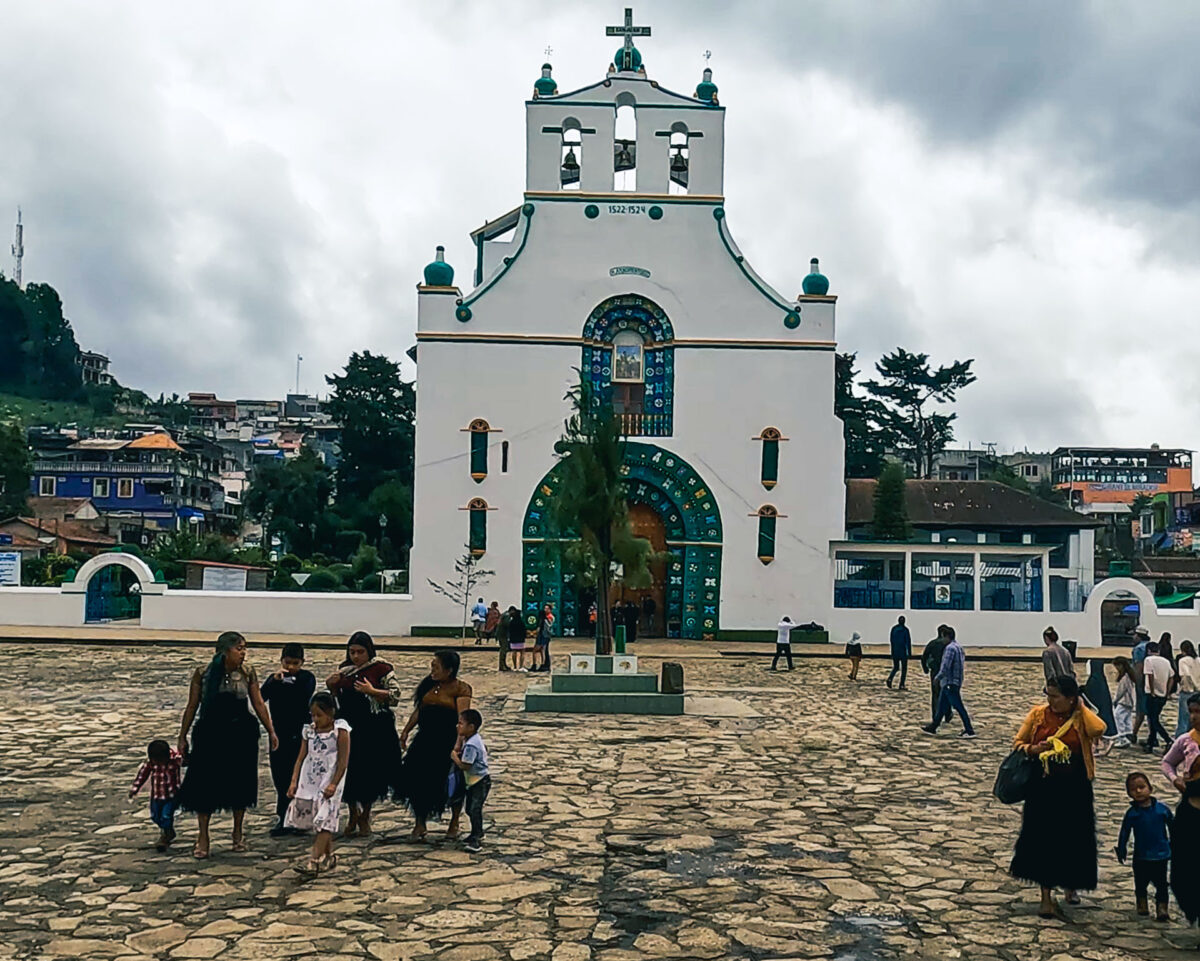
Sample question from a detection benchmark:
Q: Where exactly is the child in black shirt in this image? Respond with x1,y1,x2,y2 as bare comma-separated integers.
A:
261,642,316,836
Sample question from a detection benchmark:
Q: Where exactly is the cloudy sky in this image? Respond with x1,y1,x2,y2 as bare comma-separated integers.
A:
2,1,1199,453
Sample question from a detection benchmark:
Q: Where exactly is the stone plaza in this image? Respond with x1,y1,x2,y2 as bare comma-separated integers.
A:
1,642,1195,961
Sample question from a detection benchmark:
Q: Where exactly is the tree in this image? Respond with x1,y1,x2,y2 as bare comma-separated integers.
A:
548,372,654,655
0,279,83,401
835,352,887,478
871,461,911,541
0,423,31,518
427,547,495,638
243,447,335,557
324,352,415,503
865,349,976,479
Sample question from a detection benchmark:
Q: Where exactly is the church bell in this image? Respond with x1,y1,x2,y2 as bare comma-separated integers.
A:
560,147,580,185
669,148,689,188
614,139,636,172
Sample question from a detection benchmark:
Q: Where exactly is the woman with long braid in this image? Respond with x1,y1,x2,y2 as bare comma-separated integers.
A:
177,632,278,858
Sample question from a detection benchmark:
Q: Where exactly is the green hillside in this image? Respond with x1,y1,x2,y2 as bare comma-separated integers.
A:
0,392,131,430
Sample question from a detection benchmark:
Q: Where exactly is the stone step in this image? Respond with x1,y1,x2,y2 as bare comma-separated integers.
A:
524,686,684,715
551,672,659,693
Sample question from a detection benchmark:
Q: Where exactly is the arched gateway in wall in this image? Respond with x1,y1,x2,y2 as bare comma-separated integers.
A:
521,443,722,639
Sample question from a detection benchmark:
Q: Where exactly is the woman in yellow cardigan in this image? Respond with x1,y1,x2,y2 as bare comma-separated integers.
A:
1011,674,1108,918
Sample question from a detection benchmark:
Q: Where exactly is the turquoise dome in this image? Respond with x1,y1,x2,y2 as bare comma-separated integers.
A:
695,68,718,103
534,63,557,98
614,45,642,71
423,246,454,286
802,258,829,296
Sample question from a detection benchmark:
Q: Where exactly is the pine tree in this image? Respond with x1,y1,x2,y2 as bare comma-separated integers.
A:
872,461,911,541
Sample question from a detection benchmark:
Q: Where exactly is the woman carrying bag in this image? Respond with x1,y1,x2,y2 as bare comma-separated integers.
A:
1009,674,1107,918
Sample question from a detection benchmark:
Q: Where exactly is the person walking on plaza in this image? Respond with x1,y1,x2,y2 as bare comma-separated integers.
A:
470,598,487,644
1131,625,1151,743
1116,772,1173,921
921,626,976,738
1144,641,1175,753
177,631,279,859
845,631,863,681
886,615,911,690
325,631,402,839
772,616,795,671
1176,641,1200,736
1161,693,1200,794
450,709,490,854
129,739,182,852
532,604,555,673
261,642,316,836
496,606,514,671
396,651,473,842
483,601,501,644
1112,656,1137,746
509,607,528,671
1082,658,1116,737
1170,765,1200,929
1010,674,1106,918
285,691,350,876
1041,627,1075,683
921,626,951,724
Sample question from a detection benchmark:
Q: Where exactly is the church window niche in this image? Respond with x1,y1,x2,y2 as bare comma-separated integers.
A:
753,504,784,565
613,98,637,191
560,119,582,190
582,295,674,437
755,427,786,489
466,498,489,557
464,418,495,483
668,124,689,195
501,440,510,473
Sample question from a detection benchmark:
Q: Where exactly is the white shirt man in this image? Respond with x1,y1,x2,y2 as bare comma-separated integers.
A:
1144,652,1174,698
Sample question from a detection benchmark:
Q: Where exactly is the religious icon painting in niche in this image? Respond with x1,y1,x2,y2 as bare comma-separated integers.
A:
613,342,644,383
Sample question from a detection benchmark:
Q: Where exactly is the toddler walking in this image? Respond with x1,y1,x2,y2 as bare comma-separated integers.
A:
451,709,490,853
286,692,351,876
129,739,183,852
1117,771,1173,921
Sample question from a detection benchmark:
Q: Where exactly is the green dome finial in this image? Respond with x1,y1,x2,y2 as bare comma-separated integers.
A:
423,246,454,287
534,63,558,98
802,258,829,296
695,67,719,104
613,44,643,72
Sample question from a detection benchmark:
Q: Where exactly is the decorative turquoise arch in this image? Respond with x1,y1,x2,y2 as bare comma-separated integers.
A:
581,294,675,438
521,443,722,639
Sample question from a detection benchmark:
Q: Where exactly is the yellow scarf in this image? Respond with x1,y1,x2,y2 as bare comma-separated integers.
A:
1037,711,1078,774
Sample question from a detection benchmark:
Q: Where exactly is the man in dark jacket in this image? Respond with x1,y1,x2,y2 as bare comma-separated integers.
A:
921,626,951,724
887,616,912,690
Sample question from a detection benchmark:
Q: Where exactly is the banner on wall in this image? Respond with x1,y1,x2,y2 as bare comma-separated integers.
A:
201,566,248,591
0,552,21,586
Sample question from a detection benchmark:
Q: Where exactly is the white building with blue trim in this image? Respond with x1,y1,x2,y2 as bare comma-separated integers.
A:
407,25,845,638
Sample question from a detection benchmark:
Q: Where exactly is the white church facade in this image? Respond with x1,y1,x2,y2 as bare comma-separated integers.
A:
407,19,846,638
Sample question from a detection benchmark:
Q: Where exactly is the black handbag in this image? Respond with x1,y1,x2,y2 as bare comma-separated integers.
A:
993,716,1074,804
993,749,1041,804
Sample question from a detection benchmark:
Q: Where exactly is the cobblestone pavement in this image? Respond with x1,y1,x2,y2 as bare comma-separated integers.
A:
1,644,1196,961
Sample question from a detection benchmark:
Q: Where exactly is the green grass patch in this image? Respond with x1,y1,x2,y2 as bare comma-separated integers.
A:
0,392,130,429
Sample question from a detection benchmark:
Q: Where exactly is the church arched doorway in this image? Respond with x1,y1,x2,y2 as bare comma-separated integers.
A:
521,443,722,639
85,563,142,623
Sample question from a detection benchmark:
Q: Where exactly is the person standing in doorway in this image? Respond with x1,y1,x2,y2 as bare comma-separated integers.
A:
1041,627,1075,684
1144,641,1175,752
642,595,657,636
470,598,487,645
921,626,951,725
887,616,911,690
772,616,795,671
1132,625,1151,744
921,626,976,738
623,600,639,644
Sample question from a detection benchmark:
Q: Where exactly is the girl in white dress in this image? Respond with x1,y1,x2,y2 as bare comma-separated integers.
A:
286,692,351,875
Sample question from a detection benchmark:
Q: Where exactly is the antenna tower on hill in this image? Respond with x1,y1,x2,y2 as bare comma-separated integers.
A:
11,209,24,288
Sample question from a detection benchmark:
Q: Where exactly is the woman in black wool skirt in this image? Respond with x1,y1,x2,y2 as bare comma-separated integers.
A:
396,650,473,841
177,631,278,859
325,631,402,839
1171,753,1200,925
1010,674,1107,918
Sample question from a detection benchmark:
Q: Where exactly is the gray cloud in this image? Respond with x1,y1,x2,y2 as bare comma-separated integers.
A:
0,0,1198,456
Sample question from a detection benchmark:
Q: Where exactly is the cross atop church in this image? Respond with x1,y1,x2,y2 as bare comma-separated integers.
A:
606,7,650,71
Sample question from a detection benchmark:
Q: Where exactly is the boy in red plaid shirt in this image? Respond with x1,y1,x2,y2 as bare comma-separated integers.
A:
130,739,182,852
